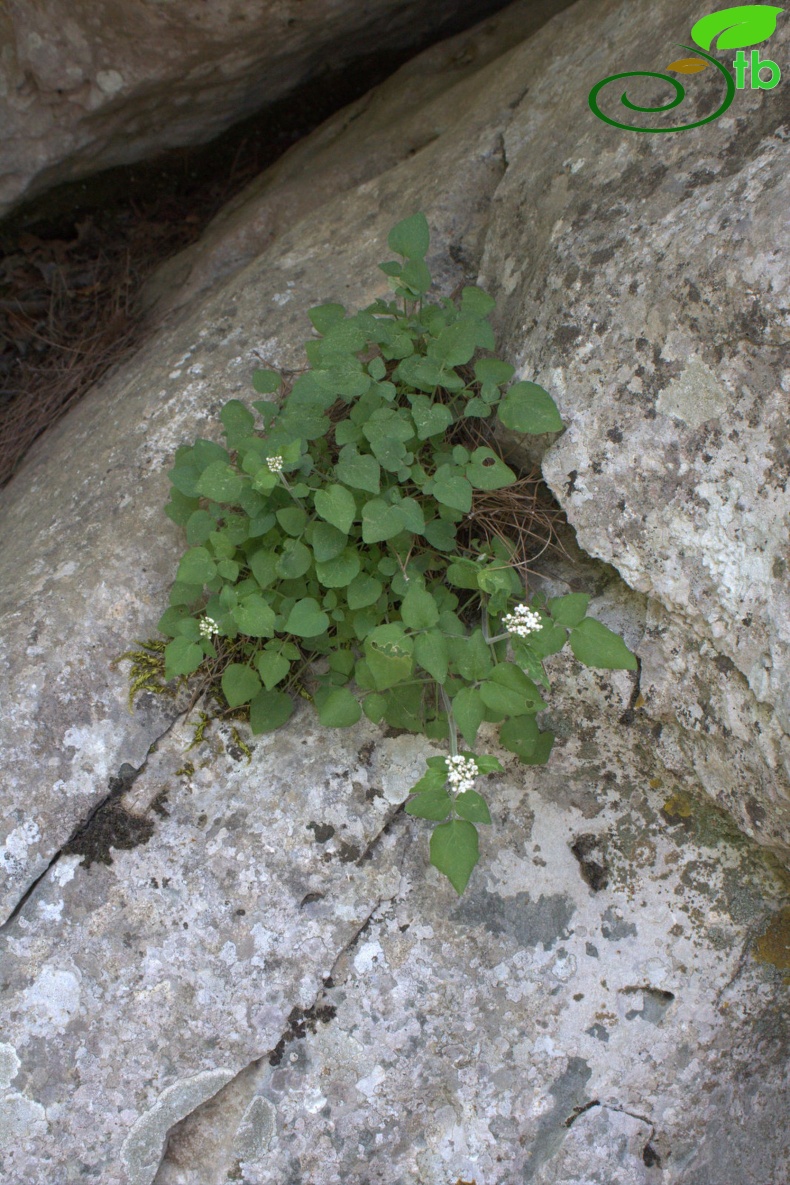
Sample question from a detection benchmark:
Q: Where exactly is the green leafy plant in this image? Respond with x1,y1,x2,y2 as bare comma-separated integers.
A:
144,213,636,894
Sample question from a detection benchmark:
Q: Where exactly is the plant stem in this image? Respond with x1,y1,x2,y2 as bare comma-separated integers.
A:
440,685,458,757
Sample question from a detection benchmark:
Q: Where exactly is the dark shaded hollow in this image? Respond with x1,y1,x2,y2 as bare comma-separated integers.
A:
0,0,514,489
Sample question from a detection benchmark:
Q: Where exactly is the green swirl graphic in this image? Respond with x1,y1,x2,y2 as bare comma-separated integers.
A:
588,45,736,132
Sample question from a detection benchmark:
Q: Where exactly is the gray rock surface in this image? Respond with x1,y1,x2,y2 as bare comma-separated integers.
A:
0,0,508,220
1,0,789,1181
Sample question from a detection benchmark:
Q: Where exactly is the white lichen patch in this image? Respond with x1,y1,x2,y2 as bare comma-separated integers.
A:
121,1070,236,1185
20,966,81,1035
656,358,732,429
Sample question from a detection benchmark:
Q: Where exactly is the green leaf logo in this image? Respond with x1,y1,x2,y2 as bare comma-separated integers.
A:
691,4,783,51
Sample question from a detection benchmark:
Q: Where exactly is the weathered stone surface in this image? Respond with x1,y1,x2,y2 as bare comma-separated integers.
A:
0,0,509,220
149,617,789,1185
1,1,789,1181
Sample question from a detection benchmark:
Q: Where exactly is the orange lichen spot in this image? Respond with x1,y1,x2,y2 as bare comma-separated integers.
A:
667,58,708,73
662,792,694,819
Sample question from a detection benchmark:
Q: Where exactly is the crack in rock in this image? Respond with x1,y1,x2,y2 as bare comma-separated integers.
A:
1,711,185,931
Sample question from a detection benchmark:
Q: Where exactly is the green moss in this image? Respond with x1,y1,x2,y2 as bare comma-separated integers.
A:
753,906,790,974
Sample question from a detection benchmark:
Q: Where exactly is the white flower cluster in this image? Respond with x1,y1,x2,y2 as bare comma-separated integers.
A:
266,454,284,473
446,755,478,793
502,603,542,638
198,616,220,639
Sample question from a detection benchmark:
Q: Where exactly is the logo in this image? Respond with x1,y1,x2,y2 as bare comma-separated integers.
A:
589,4,783,132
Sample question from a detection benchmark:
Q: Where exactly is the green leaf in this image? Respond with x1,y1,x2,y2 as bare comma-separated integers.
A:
169,581,203,607
569,618,638,670
472,754,503,774
430,819,479,895
401,584,439,630
691,5,783,50
328,649,355,677
499,715,539,760
414,630,449,683
222,663,262,709
399,258,432,296
474,358,515,386
405,787,453,821
232,594,276,638
396,497,425,535
252,400,278,427
285,598,330,638
548,593,590,627
164,637,204,680
217,559,240,581
480,663,547,716
445,559,481,590
410,396,454,441
521,730,555,765
220,400,255,447
249,689,294,733
477,563,522,598
176,547,217,585
196,461,244,504
157,606,190,637
314,484,357,534
252,369,281,394
455,789,492,825
362,498,407,543
308,302,346,334
452,686,485,748
165,489,199,526
248,548,278,589
315,687,361,728
387,212,430,260
526,622,568,659
449,630,493,682
336,446,381,494
465,447,516,490
461,286,496,316
394,354,446,393
256,650,291,690
463,397,491,417
510,638,550,690
498,382,563,435
423,518,457,551
310,521,347,562
276,540,313,579
192,439,231,470
315,548,361,588
347,573,383,610
429,319,479,367
364,623,414,690
362,692,388,723
186,510,217,546
432,465,473,512
276,506,308,537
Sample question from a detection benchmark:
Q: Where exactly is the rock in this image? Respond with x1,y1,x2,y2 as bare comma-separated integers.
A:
147,0,790,857
1,0,789,1181
0,0,509,220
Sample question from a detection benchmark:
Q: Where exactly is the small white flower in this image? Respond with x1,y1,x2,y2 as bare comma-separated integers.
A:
446,755,478,794
267,454,284,473
502,603,542,638
199,616,220,639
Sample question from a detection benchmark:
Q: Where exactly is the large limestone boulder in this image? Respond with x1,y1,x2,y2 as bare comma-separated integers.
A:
0,0,508,220
1,0,788,1181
